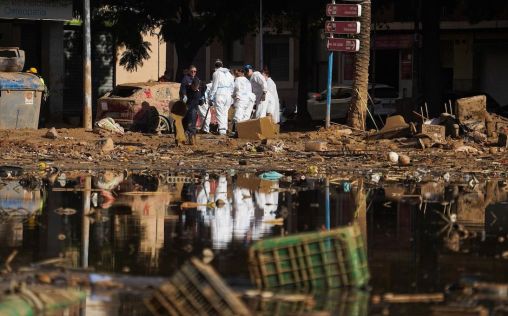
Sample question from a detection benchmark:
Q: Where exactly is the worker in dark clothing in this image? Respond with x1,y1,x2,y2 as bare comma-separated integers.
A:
183,77,202,145
179,65,198,102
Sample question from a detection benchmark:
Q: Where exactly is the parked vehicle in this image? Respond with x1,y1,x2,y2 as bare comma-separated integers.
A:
96,81,180,133
307,84,400,121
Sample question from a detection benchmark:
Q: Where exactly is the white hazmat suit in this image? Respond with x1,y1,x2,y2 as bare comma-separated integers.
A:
233,76,256,123
266,77,280,123
249,71,272,120
210,176,233,249
198,83,212,133
209,68,234,135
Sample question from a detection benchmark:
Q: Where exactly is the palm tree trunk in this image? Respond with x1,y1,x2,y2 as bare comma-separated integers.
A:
347,0,371,130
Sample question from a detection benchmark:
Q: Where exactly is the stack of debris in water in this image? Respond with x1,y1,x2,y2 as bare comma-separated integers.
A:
145,224,370,316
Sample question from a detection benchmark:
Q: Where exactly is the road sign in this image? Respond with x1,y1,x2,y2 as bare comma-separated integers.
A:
325,21,361,34
327,38,360,52
326,4,362,17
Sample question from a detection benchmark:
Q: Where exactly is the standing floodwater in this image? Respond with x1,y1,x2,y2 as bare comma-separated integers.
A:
1,171,508,315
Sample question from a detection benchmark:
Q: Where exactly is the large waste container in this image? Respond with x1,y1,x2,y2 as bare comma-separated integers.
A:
0,71,45,129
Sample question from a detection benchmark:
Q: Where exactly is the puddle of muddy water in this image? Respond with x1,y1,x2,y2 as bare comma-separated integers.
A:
1,172,508,315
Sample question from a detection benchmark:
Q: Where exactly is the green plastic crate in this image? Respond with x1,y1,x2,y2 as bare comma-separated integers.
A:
145,257,251,316
248,224,369,289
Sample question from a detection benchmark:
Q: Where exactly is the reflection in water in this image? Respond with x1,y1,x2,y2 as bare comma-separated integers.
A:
5,173,508,315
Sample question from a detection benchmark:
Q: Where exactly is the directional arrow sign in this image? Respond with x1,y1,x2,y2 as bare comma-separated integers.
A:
327,38,360,52
326,4,362,17
325,21,361,34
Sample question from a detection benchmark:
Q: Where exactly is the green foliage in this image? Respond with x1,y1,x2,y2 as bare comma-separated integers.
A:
95,0,258,71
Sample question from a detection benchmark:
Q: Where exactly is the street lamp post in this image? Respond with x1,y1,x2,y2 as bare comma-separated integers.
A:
260,0,263,69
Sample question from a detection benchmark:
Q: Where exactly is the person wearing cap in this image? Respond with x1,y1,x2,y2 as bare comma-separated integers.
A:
208,59,235,135
232,68,256,127
243,64,272,120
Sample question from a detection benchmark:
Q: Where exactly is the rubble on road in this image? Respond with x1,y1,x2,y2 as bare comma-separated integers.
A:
0,94,507,182
44,127,59,139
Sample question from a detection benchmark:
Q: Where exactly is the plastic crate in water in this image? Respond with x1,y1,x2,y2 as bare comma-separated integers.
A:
145,257,251,316
248,224,369,289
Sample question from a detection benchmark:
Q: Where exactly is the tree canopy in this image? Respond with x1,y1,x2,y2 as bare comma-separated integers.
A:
93,0,258,75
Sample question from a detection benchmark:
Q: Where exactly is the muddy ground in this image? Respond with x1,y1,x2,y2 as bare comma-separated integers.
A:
1,124,507,184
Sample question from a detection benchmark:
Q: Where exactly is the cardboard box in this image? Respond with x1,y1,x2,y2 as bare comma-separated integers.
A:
236,173,274,193
237,117,278,140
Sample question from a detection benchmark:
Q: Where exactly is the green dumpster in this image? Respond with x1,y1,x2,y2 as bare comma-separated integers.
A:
0,72,45,129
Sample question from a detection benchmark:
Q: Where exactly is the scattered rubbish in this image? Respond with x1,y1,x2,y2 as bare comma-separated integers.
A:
388,151,399,163
54,207,77,216
145,257,251,316
180,201,216,209
430,305,488,316
44,127,59,139
101,137,115,153
263,217,284,225
305,141,328,152
335,128,353,137
421,124,446,144
0,287,85,315
248,224,369,289
343,182,352,193
399,154,411,166
0,165,23,178
368,115,413,140
95,117,125,135
373,293,444,304
259,171,284,181
456,95,487,131
370,172,382,184
455,145,479,154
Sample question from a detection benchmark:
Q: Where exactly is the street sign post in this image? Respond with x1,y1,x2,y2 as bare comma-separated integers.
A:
327,38,360,52
326,4,362,17
325,21,361,34
325,2,362,129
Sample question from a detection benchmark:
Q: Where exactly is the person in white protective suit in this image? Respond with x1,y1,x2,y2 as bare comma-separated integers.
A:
262,68,280,124
198,82,212,133
232,68,256,127
232,184,256,243
210,175,233,249
243,64,273,121
208,60,235,135
253,181,280,239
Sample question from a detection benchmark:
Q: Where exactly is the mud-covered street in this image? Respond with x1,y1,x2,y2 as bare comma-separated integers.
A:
1,122,508,184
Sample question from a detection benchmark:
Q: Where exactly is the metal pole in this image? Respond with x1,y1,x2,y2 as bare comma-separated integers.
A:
325,0,336,129
81,176,91,268
325,178,331,230
260,0,263,69
157,33,160,80
83,0,92,130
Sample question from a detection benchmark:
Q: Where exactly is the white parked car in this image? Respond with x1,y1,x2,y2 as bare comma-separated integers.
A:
306,84,400,121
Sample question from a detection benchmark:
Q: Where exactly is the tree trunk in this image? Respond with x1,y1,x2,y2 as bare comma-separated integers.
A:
347,0,371,130
296,11,311,121
421,0,442,116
